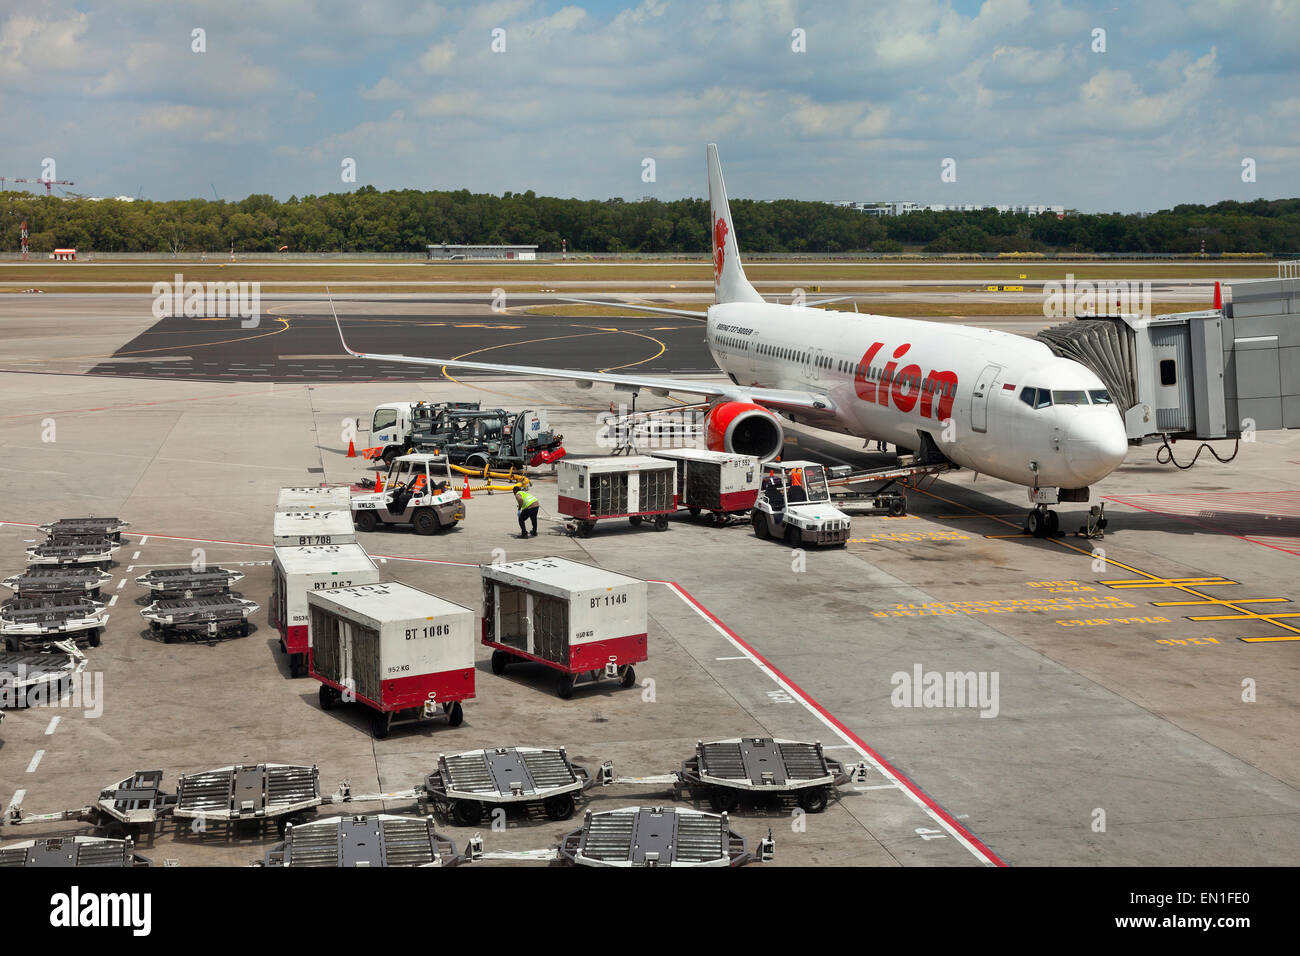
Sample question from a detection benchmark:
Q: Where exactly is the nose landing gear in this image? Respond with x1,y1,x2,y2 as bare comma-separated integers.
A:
1026,504,1060,538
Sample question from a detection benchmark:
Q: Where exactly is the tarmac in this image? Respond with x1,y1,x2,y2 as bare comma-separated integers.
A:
0,293,1297,867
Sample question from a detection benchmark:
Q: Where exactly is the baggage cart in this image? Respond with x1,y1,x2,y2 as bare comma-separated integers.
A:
310,583,475,738
557,456,675,536
481,557,647,699
0,640,87,708
272,510,355,547
262,813,467,867
2,567,111,600
141,594,259,643
38,517,129,542
270,544,380,678
423,745,599,826
26,535,119,566
7,770,177,839
135,566,244,598
0,834,151,867
650,448,760,523
174,763,322,835
1,596,107,650
275,486,353,513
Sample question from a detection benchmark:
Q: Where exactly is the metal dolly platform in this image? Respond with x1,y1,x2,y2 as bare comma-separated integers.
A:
0,641,87,708
136,566,244,598
141,594,259,643
39,517,130,543
606,737,867,814
6,770,177,839
26,535,120,566
0,834,152,867
479,806,773,867
261,814,468,867
1,597,107,650
827,459,956,516
175,763,322,834
423,746,599,826
2,567,112,600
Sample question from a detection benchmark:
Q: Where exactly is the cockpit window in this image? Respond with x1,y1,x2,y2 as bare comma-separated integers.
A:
1019,387,1036,407
1089,389,1112,405
1051,389,1090,405
1023,387,1052,409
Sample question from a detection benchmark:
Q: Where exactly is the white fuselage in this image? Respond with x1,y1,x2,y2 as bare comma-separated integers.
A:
707,302,1128,490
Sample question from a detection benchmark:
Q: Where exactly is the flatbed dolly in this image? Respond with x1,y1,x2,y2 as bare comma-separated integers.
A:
422,746,599,826
604,737,867,814
0,834,152,867
1,596,107,650
2,567,112,600
478,806,774,867
261,813,469,867
136,566,244,598
827,459,956,516
26,535,119,566
5,770,177,840
174,763,322,835
39,517,129,543
141,594,259,643
0,640,86,708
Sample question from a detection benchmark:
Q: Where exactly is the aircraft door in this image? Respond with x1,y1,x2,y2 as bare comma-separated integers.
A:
971,364,1001,433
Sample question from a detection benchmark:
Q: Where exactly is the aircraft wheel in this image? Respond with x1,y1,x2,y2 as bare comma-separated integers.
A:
1046,510,1060,535
1026,510,1044,537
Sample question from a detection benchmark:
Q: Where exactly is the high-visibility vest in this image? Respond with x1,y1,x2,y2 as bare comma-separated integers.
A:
411,474,427,493
516,489,539,510
791,469,803,486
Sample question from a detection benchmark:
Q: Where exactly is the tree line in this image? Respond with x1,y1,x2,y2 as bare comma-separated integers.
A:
3,186,1298,256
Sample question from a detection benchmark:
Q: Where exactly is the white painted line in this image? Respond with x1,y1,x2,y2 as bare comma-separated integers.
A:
139,535,149,545
714,655,749,661
45,716,60,735
26,750,44,773
856,784,902,791
116,579,127,590
125,565,134,572
6,789,25,814
108,594,118,607
132,551,141,560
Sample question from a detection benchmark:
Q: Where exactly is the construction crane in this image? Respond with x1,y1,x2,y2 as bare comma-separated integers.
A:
0,177,75,194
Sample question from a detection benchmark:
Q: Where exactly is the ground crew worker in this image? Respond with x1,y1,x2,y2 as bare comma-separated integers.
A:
514,486,540,538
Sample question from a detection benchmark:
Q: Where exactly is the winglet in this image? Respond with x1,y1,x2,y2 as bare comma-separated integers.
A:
327,286,364,357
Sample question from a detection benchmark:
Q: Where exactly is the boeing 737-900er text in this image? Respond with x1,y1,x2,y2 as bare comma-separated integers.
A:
333,144,1129,536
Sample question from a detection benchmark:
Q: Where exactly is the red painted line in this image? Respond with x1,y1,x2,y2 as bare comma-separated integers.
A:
1104,495,1300,558
657,578,1007,867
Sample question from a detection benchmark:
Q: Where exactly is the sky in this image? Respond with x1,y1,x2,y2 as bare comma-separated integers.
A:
0,0,1295,212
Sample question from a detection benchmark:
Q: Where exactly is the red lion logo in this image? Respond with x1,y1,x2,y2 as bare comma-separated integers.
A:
713,217,728,282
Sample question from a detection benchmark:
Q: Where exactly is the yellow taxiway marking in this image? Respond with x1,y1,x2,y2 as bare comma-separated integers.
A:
1153,598,1289,606
909,483,1300,643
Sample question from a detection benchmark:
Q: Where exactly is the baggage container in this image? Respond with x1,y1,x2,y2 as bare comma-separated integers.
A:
650,448,760,520
310,583,475,738
271,544,380,678
275,486,353,513
272,510,355,547
481,557,647,698
556,455,675,536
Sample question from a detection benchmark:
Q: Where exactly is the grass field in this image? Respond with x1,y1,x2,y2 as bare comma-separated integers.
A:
0,259,1280,288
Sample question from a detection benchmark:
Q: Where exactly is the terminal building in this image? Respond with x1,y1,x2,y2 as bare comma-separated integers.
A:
426,243,538,261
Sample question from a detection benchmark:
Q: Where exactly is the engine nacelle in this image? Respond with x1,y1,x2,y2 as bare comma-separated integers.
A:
705,401,784,462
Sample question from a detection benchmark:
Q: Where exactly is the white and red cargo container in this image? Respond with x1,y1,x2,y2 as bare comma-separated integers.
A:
272,510,355,547
481,557,647,699
275,486,353,513
271,544,380,678
556,456,676,535
309,583,475,738
649,448,760,520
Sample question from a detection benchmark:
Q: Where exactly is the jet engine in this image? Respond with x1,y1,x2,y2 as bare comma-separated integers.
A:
704,401,784,462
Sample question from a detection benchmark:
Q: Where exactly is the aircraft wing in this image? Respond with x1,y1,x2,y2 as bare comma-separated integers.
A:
330,297,833,412
554,296,706,319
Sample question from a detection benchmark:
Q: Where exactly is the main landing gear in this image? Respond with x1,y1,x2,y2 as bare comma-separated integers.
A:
1025,504,1060,538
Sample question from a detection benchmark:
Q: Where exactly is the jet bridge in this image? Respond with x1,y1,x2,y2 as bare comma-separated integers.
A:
1037,265,1300,443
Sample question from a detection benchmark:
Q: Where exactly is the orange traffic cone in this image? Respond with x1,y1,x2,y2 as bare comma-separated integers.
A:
461,477,472,500
347,439,356,458
1213,281,1222,310
374,474,384,492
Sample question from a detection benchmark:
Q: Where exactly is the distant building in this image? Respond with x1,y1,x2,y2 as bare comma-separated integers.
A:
50,248,76,260
832,200,1065,217
426,243,538,261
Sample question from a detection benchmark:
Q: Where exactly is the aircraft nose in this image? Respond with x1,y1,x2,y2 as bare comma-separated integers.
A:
1065,413,1128,485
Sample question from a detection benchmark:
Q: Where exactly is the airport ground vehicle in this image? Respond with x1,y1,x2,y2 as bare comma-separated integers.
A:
423,746,599,825
481,557,648,699
1,596,107,650
6,770,177,839
0,640,86,707
3,567,112,600
650,448,760,523
0,834,152,867
364,401,564,469
750,461,852,548
557,456,676,536
263,814,467,867
350,453,464,535
38,517,129,543
272,510,355,547
136,567,244,599
271,544,380,678
26,535,119,566
141,594,260,643
275,486,353,512
173,763,322,835
310,583,476,739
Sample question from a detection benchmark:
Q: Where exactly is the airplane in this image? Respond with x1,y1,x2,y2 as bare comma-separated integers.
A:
332,144,1129,537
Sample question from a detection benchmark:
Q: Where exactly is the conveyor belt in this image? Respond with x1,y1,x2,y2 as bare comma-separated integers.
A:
0,835,147,867
269,814,462,867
